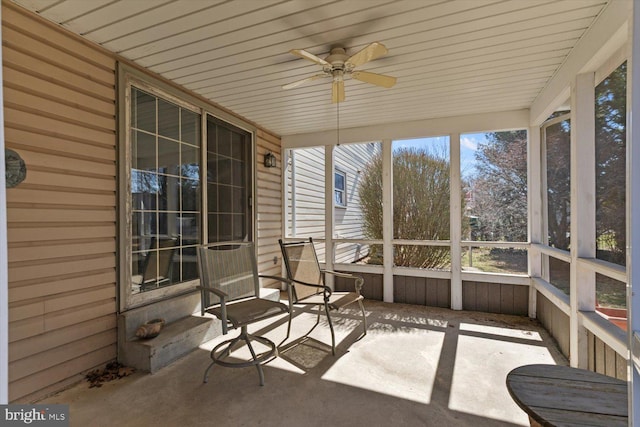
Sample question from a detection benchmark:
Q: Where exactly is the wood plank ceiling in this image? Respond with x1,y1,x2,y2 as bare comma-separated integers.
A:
12,0,609,137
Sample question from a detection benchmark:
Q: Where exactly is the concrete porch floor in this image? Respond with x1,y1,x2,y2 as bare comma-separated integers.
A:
41,300,567,427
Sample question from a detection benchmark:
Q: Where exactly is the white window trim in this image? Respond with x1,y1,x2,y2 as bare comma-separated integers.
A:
118,63,257,311
334,169,347,208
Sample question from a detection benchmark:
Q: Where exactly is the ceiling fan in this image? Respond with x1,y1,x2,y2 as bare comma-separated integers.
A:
282,42,397,103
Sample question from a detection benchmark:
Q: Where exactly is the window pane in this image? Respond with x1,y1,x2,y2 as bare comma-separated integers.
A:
461,246,527,274
132,131,155,171
285,147,325,239
129,86,201,295
132,88,155,133
546,256,570,296
206,116,251,243
158,98,180,140
392,137,450,245
463,131,527,242
545,119,571,250
335,172,345,190
350,142,383,241
181,110,200,146
596,62,626,267
158,137,180,175
596,273,626,331
394,244,450,270
334,142,383,265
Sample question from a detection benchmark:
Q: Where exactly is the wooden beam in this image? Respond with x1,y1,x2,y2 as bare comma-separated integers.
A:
283,110,529,148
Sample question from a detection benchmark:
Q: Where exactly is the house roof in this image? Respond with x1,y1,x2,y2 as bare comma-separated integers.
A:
12,0,611,136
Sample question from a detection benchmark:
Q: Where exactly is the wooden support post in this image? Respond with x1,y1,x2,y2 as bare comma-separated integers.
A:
528,126,542,318
325,144,335,290
382,139,394,302
628,0,640,421
450,133,462,310
570,72,596,369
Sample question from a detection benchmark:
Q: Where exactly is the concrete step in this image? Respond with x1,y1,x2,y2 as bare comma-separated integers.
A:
118,287,282,373
122,315,220,373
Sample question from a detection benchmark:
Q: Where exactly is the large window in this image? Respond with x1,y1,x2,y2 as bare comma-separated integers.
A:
130,87,202,294
392,137,450,270
125,83,253,305
541,114,571,296
595,62,626,267
335,142,382,264
461,131,528,274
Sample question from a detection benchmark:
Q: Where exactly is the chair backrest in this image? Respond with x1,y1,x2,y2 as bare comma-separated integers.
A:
142,237,176,285
197,242,260,309
279,238,323,302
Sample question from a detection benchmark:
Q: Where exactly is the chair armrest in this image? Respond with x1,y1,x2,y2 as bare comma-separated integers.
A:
197,285,228,298
322,270,364,293
286,277,333,300
258,275,295,310
196,285,229,333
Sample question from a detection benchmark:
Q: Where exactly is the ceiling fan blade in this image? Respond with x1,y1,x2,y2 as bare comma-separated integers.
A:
351,71,397,88
282,74,327,90
345,42,388,68
290,49,329,66
332,80,345,103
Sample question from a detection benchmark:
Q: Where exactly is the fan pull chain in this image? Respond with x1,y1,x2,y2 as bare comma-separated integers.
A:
336,101,340,146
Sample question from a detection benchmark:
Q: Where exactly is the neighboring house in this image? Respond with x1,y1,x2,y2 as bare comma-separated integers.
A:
285,142,381,264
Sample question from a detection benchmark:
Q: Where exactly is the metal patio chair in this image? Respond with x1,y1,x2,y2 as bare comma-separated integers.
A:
197,242,293,386
279,237,366,355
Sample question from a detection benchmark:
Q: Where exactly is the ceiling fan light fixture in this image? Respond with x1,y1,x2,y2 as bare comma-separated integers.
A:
282,42,396,103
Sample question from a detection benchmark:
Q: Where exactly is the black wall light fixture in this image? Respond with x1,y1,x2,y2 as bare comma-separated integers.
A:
264,151,276,168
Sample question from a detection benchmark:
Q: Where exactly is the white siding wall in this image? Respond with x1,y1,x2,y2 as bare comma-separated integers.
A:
287,142,380,264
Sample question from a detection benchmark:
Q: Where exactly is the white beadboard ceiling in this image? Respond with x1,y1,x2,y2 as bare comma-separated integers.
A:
12,0,609,137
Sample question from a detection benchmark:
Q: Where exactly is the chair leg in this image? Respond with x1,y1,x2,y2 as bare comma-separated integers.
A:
243,331,265,386
203,360,215,383
358,299,367,336
325,303,336,356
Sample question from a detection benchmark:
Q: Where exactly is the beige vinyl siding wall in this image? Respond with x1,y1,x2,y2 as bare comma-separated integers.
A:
3,2,117,402
3,1,284,400
256,129,283,283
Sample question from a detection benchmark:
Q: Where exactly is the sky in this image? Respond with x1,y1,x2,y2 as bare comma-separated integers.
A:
392,132,487,179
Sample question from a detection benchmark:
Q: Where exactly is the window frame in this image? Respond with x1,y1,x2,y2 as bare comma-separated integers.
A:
118,64,257,311
334,169,347,208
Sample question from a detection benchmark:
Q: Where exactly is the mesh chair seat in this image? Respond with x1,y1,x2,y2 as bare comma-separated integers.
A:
207,298,289,329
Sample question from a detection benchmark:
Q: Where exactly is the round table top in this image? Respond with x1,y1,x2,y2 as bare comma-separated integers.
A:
506,364,627,427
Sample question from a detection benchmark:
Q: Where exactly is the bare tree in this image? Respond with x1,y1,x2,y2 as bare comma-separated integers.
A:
467,131,528,242
359,148,451,268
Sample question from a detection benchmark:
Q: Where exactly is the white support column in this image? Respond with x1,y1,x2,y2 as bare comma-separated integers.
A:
325,144,335,289
0,5,8,404
628,1,640,422
570,72,596,369
382,139,393,302
450,133,462,310
528,127,543,318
